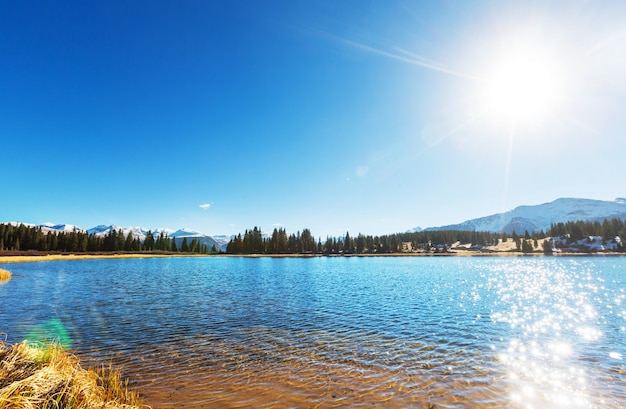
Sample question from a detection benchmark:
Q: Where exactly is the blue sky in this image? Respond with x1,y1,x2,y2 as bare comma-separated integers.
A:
2,0,625,238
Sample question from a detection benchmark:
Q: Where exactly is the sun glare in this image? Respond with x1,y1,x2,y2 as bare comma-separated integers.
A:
481,49,563,123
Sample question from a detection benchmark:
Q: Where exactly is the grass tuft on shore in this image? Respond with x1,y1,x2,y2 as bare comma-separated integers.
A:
0,269,10,282
0,340,148,408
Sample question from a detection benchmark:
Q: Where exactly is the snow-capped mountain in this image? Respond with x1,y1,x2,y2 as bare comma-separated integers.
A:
168,228,222,251
418,197,626,234
211,235,232,249
40,223,84,233
3,221,227,251
87,225,151,241
169,228,204,238
86,225,175,240
84,225,223,250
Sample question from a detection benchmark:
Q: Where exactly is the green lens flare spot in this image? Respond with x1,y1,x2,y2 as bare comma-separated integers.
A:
25,318,72,349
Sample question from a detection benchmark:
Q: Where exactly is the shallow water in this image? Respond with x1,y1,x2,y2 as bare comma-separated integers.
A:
1,256,625,408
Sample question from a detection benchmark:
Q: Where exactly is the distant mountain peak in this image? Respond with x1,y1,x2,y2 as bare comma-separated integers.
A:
416,197,626,234
40,223,85,233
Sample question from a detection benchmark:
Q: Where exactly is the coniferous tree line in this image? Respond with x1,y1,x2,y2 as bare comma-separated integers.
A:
226,218,626,255
226,227,508,254
0,223,210,254
226,227,509,254
3,218,624,255
548,218,626,242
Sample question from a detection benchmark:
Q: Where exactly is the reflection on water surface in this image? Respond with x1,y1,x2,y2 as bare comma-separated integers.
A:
1,257,625,408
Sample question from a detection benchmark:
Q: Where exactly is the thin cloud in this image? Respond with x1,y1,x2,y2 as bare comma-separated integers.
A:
355,165,369,177
199,203,212,210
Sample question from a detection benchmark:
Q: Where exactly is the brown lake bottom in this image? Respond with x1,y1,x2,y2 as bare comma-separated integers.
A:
88,331,506,409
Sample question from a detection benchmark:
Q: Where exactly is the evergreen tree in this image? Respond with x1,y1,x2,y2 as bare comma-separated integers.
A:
287,233,297,253
543,239,553,255
512,232,521,251
356,234,365,253
521,239,533,254
155,233,165,251
144,231,155,251
390,235,399,252
181,237,190,252
192,239,201,253
270,228,280,253
277,228,288,253
344,232,353,253
244,227,263,253
300,228,315,253
80,234,88,252
323,237,333,254
116,229,125,251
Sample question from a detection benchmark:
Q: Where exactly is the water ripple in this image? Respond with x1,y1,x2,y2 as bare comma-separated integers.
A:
1,256,625,408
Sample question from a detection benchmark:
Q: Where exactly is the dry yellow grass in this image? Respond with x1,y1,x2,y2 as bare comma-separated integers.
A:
0,253,209,263
0,269,10,281
0,253,193,264
0,341,148,409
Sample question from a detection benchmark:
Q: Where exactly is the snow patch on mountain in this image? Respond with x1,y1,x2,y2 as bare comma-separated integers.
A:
211,235,232,249
86,225,147,241
170,228,205,238
6,221,37,228
41,223,84,233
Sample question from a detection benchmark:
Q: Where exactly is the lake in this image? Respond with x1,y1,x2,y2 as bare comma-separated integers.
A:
1,256,625,408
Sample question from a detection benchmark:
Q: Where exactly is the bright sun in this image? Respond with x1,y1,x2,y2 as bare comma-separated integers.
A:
481,49,562,123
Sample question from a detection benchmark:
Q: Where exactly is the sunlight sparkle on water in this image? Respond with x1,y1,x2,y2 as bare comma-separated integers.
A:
577,326,603,342
489,260,605,408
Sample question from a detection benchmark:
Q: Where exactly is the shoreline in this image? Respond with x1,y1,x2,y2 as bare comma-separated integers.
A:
1,250,624,264
0,252,208,264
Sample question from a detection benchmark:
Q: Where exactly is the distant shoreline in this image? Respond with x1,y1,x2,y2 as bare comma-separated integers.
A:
215,251,623,258
0,250,624,264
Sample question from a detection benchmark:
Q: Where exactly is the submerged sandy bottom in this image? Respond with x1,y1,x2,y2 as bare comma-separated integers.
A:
79,330,506,409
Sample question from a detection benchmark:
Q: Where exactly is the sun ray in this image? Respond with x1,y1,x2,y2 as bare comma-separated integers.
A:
320,31,485,83
501,120,517,220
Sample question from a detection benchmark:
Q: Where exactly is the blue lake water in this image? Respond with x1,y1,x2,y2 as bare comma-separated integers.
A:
1,256,625,408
